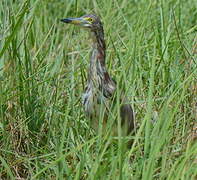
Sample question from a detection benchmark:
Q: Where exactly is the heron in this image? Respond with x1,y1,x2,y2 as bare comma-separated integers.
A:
61,14,135,137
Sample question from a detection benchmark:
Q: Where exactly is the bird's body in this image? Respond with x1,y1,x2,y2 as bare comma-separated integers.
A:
61,14,134,136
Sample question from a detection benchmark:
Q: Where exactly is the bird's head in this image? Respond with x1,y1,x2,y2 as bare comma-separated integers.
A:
61,14,103,32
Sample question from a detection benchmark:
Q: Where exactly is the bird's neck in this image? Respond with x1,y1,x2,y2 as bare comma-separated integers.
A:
91,29,106,63
87,29,116,98
89,29,106,82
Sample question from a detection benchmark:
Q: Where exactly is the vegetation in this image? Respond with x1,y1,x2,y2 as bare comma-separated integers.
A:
0,0,196,179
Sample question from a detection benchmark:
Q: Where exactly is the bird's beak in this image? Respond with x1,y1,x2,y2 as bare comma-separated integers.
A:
60,17,90,27
61,17,85,25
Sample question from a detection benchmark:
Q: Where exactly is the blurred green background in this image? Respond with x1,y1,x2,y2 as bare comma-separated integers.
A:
0,0,196,179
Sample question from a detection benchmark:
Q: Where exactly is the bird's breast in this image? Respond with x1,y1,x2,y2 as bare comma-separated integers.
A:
82,86,109,119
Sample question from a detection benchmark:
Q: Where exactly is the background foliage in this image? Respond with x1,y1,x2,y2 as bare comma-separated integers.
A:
0,0,196,179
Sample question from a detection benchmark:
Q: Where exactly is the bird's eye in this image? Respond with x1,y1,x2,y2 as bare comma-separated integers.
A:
89,18,93,22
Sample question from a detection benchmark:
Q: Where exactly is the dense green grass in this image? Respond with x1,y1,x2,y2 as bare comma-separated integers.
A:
0,0,196,179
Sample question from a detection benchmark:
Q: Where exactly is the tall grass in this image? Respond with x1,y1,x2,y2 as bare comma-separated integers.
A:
0,0,196,179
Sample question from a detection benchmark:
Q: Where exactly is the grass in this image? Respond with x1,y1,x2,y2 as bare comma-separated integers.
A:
0,0,196,179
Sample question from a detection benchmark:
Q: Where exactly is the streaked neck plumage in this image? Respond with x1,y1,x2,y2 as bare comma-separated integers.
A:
87,27,116,98
88,28,106,82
